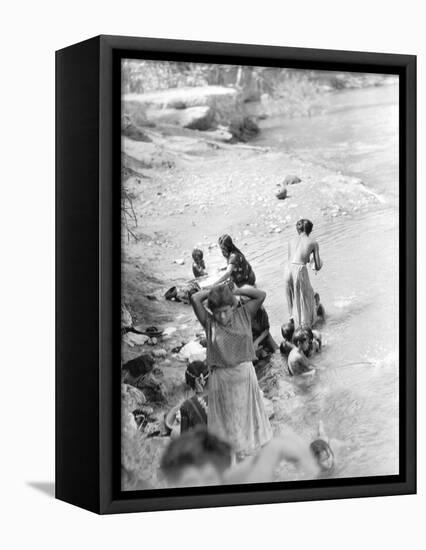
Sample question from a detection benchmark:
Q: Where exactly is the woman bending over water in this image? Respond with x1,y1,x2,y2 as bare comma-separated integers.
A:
191,283,272,457
285,219,322,328
213,234,256,287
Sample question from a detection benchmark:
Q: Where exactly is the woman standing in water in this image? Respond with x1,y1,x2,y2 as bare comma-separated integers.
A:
285,219,322,328
191,283,272,458
213,234,256,287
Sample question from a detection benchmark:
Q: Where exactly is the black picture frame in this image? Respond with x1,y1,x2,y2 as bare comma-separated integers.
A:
56,34,416,514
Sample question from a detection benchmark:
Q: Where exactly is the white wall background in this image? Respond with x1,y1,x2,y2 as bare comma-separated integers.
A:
0,1,423,548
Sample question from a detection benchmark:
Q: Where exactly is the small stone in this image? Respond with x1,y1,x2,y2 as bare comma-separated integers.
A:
152,348,167,358
283,175,301,186
162,327,177,338
276,188,288,200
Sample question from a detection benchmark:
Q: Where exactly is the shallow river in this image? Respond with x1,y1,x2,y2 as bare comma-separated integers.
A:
252,84,400,479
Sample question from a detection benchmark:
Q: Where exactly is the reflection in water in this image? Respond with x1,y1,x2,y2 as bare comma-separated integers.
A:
254,84,399,478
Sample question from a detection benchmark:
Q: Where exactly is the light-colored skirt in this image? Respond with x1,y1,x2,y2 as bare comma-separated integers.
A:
286,263,317,328
208,361,272,455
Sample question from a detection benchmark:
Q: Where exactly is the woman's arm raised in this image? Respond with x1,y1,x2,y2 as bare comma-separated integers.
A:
233,284,266,319
190,288,210,328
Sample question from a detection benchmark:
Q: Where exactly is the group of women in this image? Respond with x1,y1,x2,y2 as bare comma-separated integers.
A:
188,219,323,458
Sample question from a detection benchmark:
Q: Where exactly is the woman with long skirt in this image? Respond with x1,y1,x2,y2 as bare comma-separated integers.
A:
285,218,323,328
191,283,272,458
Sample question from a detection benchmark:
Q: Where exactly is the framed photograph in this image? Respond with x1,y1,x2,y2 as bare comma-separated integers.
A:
56,35,416,514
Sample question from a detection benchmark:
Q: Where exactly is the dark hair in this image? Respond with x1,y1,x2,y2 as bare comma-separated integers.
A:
185,361,209,390
192,248,205,267
218,234,242,257
281,321,295,341
304,327,314,341
122,354,154,378
310,439,334,471
292,327,310,347
160,426,232,482
314,292,320,302
207,284,234,312
296,219,313,236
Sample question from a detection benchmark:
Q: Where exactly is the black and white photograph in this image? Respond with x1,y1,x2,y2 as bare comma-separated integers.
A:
120,59,400,491
2,0,423,542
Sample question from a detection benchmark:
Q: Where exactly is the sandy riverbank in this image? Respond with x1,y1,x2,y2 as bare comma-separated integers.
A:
120,125,384,489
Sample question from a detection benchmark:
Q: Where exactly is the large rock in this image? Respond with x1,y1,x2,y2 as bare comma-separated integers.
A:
122,122,152,142
123,85,239,111
179,106,214,130
123,86,254,138
136,372,168,403
121,304,133,331
121,383,146,412
228,116,259,142
122,354,154,378
144,105,214,131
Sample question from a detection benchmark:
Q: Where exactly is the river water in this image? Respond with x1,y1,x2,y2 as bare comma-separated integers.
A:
253,84,400,479
122,82,400,485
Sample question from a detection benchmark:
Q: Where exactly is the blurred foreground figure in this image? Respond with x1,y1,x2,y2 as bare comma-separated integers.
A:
160,426,321,487
310,421,335,472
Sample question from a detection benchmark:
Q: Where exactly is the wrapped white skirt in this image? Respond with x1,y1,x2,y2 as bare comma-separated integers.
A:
208,361,272,455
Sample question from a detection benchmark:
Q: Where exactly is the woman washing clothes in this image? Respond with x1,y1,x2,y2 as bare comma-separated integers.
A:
213,234,256,287
284,219,322,328
190,283,272,459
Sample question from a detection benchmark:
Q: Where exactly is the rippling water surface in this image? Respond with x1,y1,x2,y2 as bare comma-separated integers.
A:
253,84,400,478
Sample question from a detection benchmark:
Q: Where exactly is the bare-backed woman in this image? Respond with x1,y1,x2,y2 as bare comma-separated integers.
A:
285,218,322,328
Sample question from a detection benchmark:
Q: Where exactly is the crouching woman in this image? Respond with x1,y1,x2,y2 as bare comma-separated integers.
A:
191,283,272,458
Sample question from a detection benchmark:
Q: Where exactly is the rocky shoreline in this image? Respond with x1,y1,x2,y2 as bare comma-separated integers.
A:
120,85,386,490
